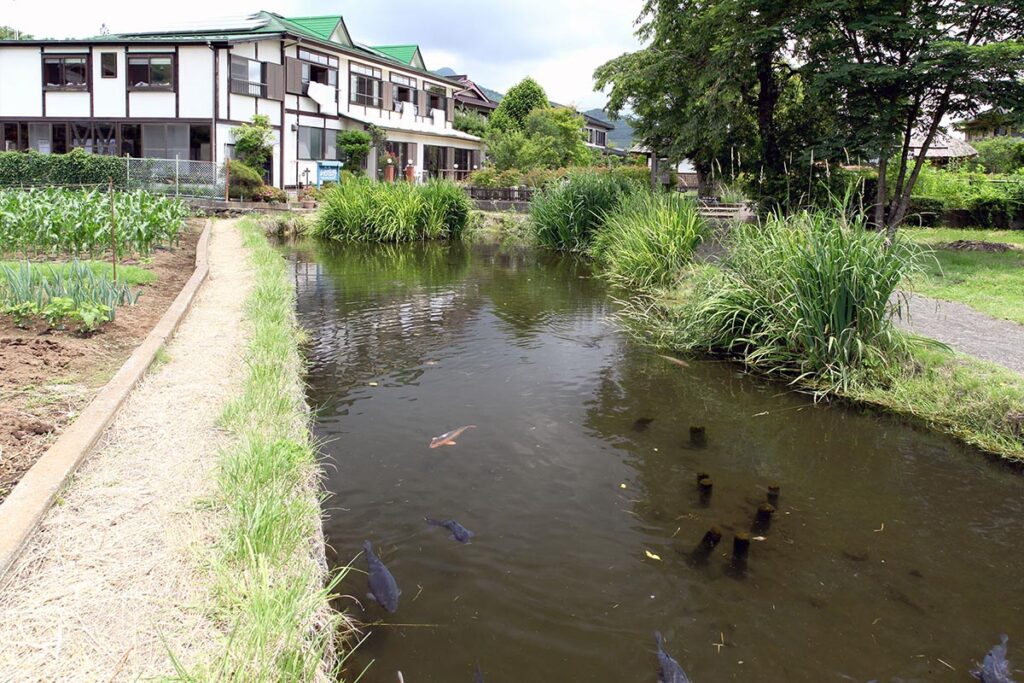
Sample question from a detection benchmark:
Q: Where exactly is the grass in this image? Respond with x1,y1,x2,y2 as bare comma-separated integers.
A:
590,192,706,289
530,170,639,251
902,227,1024,324
175,217,347,681
0,260,155,286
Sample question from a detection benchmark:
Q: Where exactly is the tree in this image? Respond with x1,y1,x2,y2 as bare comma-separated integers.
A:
521,107,591,168
802,1,1024,234
336,129,372,171
0,27,33,40
490,77,549,132
231,115,274,169
453,107,488,137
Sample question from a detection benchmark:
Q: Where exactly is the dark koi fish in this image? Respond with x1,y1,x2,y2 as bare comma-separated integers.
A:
363,540,401,613
427,517,474,543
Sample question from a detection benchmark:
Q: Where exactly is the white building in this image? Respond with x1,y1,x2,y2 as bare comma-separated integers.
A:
0,12,484,189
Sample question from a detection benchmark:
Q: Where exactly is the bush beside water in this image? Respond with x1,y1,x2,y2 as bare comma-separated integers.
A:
652,209,921,391
590,192,706,289
530,171,641,251
311,179,473,242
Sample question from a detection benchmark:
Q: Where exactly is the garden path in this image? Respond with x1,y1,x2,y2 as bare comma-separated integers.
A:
899,292,1024,375
0,219,251,680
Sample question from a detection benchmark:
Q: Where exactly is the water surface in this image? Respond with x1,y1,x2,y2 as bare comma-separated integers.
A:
288,239,1024,683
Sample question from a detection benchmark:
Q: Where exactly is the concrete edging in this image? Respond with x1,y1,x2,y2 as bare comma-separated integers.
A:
0,219,214,579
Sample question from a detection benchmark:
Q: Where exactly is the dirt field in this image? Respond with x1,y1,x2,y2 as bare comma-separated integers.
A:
0,225,201,502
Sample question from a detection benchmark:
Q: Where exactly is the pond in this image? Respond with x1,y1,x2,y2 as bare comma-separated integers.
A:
287,238,1024,683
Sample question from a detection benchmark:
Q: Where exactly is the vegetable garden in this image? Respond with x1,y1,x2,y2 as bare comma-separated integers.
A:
0,188,187,331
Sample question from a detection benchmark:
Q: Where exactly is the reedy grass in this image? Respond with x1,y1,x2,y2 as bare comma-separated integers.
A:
175,218,347,681
590,192,707,290
311,178,472,243
530,171,640,251
0,258,142,320
649,208,923,392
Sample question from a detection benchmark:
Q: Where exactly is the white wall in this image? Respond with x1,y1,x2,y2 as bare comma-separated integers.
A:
44,91,89,117
128,91,176,118
178,46,213,118
92,47,126,117
0,47,43,116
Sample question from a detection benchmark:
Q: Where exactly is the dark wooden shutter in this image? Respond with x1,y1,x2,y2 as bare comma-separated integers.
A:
266,63,285,100
285,57,302,95
418,90,428,117
406,142,417,167
445,96,454,123
383,82,393,112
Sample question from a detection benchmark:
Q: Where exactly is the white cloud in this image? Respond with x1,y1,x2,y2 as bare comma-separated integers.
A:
3,0,644,109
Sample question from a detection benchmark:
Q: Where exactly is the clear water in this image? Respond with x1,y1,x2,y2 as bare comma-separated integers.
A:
287,239,1024,683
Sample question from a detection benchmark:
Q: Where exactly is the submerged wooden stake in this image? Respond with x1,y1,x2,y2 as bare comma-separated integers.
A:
697,526,722,552
767,485,780,506
732,532,751,560
689,426,707,447
756,502,776,522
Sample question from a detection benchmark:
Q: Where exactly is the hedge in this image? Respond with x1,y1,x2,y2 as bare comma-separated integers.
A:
0,149,128,188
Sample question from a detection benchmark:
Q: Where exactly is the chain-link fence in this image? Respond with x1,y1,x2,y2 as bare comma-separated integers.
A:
125,157,225,199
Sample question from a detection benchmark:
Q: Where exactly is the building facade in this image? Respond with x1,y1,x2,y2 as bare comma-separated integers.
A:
0,12,484,189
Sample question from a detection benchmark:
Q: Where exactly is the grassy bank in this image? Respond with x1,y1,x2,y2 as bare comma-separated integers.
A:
905,227,1024,324
626,214,1024,462
179,217,346,680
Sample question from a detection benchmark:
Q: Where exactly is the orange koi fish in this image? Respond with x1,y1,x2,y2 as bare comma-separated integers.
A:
429,425,476,449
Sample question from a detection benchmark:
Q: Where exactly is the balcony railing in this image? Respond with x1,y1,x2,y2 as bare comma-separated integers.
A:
230,79,267,98
464,186,534,202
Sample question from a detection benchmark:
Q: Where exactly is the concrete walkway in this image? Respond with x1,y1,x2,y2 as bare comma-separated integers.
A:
0,220,251,680
898,292,1024,375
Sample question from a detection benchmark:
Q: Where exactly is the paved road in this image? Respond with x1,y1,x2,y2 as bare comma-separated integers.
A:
898,292,1024,375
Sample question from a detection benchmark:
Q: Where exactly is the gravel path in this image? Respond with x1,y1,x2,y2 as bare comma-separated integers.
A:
898,292,1024,375
0,220,252,680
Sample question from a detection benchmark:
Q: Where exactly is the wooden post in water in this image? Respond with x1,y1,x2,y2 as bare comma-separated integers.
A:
108,177,117,283
767,485,780,506
732,532,750,560
689,426,706,447
689,526,723,564
752,502,776,534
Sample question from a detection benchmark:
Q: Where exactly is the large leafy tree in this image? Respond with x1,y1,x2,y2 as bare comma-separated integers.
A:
802,1,1024,233
489,77,549,133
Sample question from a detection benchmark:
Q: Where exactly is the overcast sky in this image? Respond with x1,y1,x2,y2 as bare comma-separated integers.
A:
3,0,644,110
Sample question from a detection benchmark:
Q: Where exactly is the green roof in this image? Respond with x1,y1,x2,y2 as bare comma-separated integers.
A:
372,45,418,65
283,15,342,41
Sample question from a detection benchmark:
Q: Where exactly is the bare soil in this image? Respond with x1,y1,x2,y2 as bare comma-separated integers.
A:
0,225,200,502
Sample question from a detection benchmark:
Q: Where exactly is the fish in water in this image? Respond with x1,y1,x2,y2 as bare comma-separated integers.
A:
971,634,1017,683
655,631,691,683
658,354,690,368
426,517,474,543
633,417,655,432
363,540,401,613
429,425,476,448
473,664,485,683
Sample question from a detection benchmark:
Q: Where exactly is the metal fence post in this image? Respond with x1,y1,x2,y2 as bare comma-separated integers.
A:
175,155,180,197
125,154,130,190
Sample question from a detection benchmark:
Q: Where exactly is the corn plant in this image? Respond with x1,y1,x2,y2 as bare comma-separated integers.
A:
0,188,187,258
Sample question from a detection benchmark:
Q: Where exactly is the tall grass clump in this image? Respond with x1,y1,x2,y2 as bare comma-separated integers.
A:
177,218,346,681
590,192,707,289
311,178,472,242
530,171,640,251
657,208,922,391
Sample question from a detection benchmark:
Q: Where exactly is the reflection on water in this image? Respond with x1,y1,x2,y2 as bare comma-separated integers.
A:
288,239,1024,683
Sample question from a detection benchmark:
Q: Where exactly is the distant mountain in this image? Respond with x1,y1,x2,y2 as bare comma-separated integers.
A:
583,109,635,149
433,67,457,77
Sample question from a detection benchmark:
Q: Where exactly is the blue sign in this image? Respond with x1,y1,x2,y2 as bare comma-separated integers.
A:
316,161,343,186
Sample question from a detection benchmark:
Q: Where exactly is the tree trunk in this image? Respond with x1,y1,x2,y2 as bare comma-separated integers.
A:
755,49,782,179
875,154,888,230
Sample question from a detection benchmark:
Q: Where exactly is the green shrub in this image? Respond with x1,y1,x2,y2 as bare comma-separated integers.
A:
0,149,127,188
227,160,265,200
590,192,706,289
311,179,470,242
530,171,640,251
973,137,1024,174
657,208,921,391
968,187,1018,228
906,196,945,227
336,130,372,172
610,164,652,187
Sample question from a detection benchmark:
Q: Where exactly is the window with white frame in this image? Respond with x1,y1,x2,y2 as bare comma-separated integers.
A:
298,126,336,160
390,73,417,114
230,55,266,97
299,48,338,95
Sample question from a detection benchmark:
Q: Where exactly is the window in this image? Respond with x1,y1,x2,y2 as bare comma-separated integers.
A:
585,127,607,146
230,55,266,97
350,63,383,108
190,125,212,161
391,73,417,114
127,54,174,89
70,122,116,155
43,55,88,90
425,84,447,117
298,126,325,160
142,123,188,159
101,52,117,78
120,124,141,157
298,48,338,96
453,148,473,171
3,123,27,151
